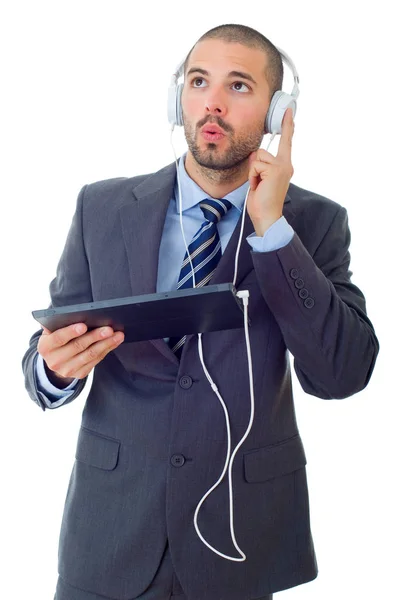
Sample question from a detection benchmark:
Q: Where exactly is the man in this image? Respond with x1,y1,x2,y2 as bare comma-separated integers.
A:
22,23,379,600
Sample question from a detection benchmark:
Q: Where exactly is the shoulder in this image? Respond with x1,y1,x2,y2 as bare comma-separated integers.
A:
288,181,346,219
286,181,349,255
81,172,153,207
76,171,157,217
288,181,348,231
78,161,175,213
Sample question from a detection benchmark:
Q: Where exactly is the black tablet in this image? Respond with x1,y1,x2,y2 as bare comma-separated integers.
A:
32,283,246,343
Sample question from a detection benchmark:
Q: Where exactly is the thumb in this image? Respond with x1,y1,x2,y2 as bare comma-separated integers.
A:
41,326,51,335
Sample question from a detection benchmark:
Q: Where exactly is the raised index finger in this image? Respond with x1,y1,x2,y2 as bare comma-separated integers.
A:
277,107,294,161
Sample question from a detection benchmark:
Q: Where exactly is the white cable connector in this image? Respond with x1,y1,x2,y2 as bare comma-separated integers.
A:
236,290,250,305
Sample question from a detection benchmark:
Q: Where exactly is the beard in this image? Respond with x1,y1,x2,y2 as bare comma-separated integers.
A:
183,115,265,173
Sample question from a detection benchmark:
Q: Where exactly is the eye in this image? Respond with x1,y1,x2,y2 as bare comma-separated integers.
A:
192,77,206,88
231,81,250,93
190,77,250,92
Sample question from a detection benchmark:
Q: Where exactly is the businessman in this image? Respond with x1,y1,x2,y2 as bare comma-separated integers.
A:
22,23,379,600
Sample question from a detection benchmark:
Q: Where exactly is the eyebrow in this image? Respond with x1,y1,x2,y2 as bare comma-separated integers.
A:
186,67,257,86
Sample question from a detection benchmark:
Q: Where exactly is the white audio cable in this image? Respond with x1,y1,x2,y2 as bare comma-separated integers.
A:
170,123,277,560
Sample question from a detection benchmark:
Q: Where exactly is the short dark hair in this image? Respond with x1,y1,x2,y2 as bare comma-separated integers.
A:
183,24,284,104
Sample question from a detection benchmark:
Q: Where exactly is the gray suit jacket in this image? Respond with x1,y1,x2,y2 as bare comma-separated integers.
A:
22,160,379,600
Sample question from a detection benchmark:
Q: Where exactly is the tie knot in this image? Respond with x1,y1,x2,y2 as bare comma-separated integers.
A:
199,198,232,224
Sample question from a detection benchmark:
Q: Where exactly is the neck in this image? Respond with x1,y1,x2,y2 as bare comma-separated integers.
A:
184,151,249,199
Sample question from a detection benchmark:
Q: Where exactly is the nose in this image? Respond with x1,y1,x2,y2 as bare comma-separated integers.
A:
206,102,224,115
205,93,228,119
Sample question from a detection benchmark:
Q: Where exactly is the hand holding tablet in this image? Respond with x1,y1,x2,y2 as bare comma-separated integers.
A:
37,322,125,386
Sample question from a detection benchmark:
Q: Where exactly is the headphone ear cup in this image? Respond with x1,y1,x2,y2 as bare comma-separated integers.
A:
167,84,177,126
265,91,297,135
176,83,184,126
167,82,184,127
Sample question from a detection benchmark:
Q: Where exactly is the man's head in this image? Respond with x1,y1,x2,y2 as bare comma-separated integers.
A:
181,24,283,174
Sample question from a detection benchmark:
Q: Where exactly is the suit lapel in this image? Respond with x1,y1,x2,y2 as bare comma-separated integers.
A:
119,162,176,297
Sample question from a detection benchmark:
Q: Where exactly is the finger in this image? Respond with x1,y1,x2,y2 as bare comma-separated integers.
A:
68,357,100,380
54,332,125,379
75,334,125,378
285,107,294,124
248,149,275,190
249,175,258,191
255,148,277,164
248,158,276,192
248,159,274,181
45,325,115,370
277,108,294,160
43,322,88,352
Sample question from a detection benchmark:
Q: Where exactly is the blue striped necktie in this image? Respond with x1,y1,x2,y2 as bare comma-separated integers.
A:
169,197,233,357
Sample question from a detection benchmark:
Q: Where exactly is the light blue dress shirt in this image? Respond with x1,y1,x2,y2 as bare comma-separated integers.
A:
35,152,294,405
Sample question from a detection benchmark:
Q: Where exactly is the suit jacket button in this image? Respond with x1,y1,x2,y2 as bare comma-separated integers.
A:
171,454,186,467
299,288,309,299
295,278,305,289
179,375,193,389
304,297,315,308
290,268,299,279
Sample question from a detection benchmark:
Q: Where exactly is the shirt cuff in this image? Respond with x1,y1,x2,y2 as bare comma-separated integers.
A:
246,215,294,252
35,353,78,398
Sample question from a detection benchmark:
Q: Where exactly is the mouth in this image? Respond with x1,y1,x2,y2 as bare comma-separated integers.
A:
201,124,225,134
200,125,226,142
201,131,225,142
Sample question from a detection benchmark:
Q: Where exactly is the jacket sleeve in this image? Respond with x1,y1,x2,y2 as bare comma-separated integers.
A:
251,205,379,399
21,184,92,411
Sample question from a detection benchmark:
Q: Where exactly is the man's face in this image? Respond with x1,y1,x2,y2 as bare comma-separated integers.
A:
181,40,270,171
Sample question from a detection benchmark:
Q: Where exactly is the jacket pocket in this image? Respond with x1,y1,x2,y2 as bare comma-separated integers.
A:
243,434,307,483
75,427,121,471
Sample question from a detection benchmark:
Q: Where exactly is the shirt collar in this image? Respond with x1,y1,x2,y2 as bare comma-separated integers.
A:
173,151,249,215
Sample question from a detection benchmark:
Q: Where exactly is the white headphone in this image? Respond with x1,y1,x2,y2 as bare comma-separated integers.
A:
167,43,300,562
167,45,300,135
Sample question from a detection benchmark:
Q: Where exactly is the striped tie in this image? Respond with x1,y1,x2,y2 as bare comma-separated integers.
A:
169,197,233,357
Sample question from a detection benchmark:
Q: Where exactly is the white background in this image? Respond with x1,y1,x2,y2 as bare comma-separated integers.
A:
1,1,399,599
